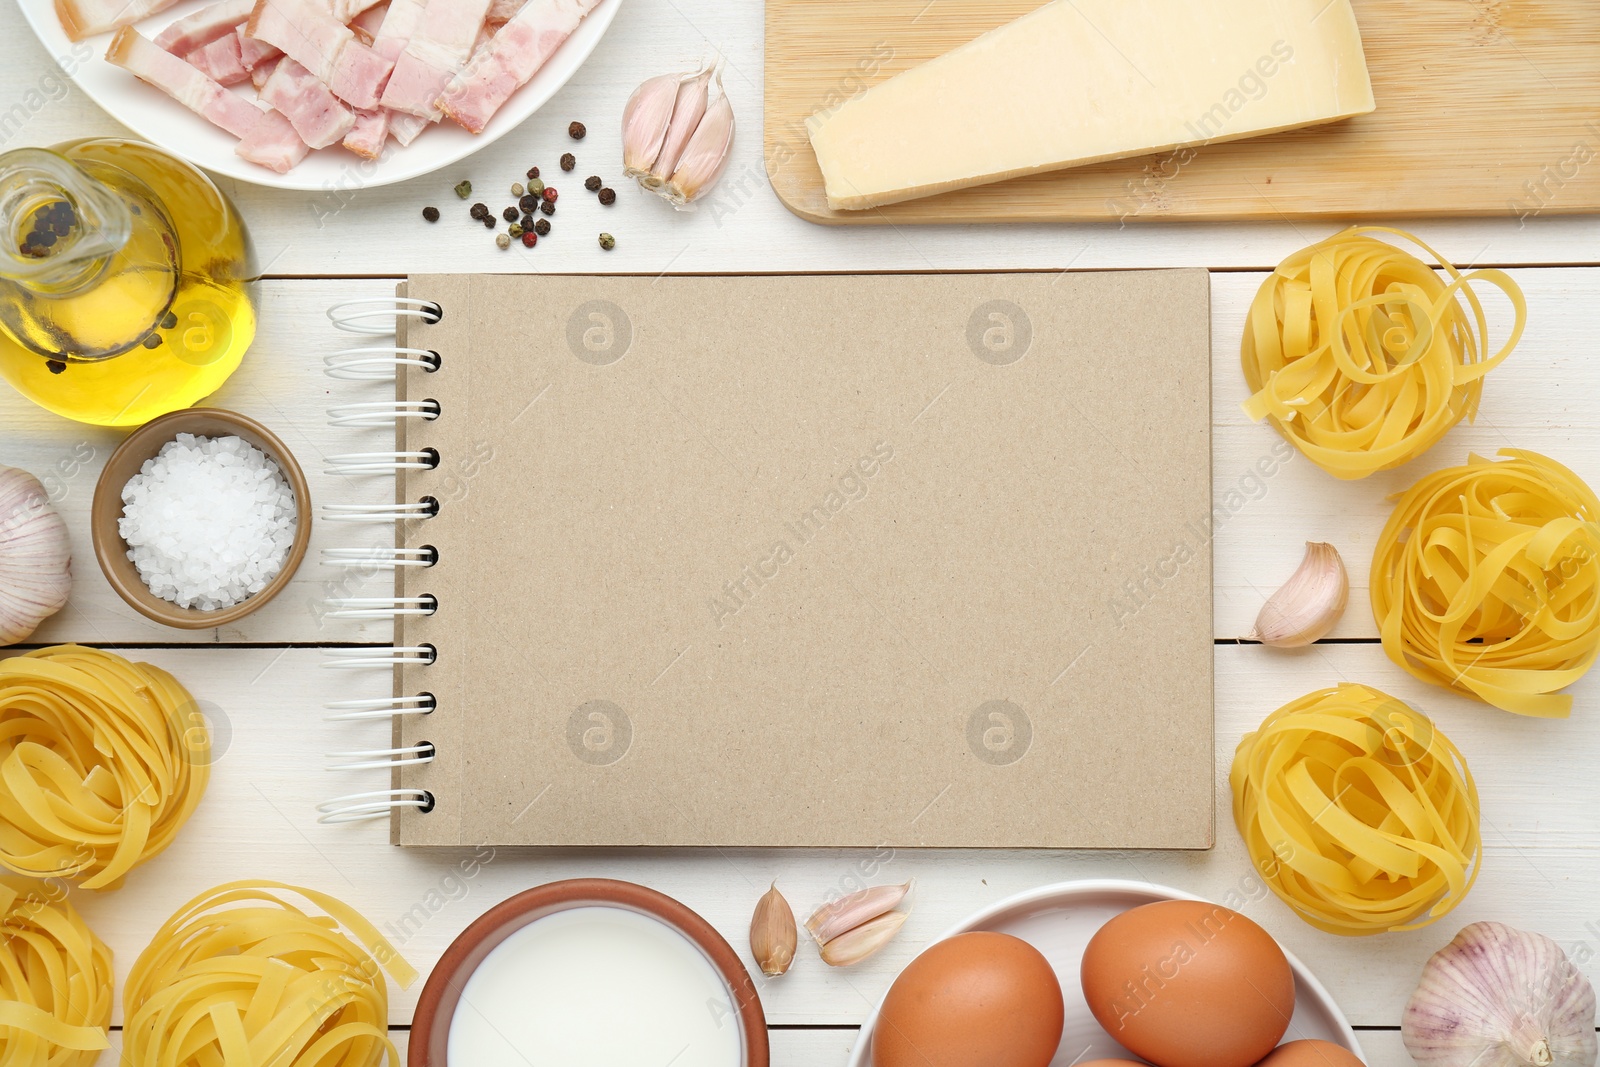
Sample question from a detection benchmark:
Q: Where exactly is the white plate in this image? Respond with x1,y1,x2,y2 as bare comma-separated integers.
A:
847,879,1364,1067
15,0,624,190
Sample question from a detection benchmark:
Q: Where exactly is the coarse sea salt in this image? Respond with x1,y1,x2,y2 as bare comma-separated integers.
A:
119,434,298,611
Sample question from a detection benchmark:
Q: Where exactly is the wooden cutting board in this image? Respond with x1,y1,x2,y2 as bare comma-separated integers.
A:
765,0,1600,224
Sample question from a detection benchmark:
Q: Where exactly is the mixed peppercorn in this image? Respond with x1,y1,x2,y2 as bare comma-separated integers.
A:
419,118,618,251
19,201,76,258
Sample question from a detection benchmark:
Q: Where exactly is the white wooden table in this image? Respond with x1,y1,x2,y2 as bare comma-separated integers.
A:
4,2,1599,1064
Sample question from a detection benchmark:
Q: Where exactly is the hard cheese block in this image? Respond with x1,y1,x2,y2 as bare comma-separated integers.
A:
806,0,1376,211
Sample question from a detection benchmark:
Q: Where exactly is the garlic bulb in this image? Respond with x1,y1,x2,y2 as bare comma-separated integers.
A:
0,465,71,646
1248,541,1347,647
1403,921,1596,1067
622,62,734,207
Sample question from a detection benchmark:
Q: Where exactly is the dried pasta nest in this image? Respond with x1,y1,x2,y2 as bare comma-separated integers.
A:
1372,449,1600,717
0,876,113,1067
1241,226,1525,480
124,881,416,1067
1230,683,1481,936
0,645,209,889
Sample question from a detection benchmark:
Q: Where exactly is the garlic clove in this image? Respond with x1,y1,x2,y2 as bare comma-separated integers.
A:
805,881,911,945
818,910,908,967
0,466,72,647
750,883,797,978
1403,921,1595,1067
621,69,692,178
666,74,734,206
648,65,713,185
1248,541,1347,647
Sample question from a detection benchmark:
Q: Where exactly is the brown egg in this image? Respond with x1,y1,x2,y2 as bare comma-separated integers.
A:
873,931,1064,1067
1255,1040,1364,1067
1080,900,1295,1067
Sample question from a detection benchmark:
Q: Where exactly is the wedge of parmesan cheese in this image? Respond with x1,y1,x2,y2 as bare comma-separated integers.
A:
806,0,1375,211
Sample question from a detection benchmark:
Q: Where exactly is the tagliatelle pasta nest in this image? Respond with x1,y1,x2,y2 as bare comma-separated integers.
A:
1241,226,1525,480
1230,684,1481,936
1371,449,1600,717
0,645,209,889
124,881,417,1067
0,877,113,1067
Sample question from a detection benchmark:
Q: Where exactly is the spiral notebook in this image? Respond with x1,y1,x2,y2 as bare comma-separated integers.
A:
330,270,1215,849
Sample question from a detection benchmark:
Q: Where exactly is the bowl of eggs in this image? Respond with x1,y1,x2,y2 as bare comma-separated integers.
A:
850,879,1362,1067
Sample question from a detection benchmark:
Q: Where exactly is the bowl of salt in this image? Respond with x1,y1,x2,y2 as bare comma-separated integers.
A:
91,408,311,629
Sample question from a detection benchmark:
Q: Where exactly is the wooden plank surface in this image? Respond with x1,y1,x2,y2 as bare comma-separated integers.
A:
2,269,1588,646
5,3,1600,274
765,0,1600,224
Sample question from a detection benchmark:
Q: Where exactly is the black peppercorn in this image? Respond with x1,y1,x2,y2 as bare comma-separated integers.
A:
162,311,179,330
540,200,555,216
560,152,575,171
526,166,540,180
519,194,538,214
534,218,551,236
46,359,65,375
470,202,489,218
568,121,586,139
585,175,602,192
142,333,162,349
598,187,616,206
502,205,519,222
483,216,496,229
423,206,440,222
519,213,535,231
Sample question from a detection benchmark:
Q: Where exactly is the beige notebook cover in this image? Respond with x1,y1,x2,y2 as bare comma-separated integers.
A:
387,271,1213,849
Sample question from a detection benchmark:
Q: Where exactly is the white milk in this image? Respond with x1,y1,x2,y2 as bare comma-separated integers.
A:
447,905,745,1067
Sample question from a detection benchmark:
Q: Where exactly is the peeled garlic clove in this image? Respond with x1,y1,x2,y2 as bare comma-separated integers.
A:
818,910,908,968
648,65,713,184
1403,921,1595,1067
622,69,692,178
805,881,911,945
666,75,733,206
750,883,797,977
1248,541,1347,647
0,465,72,646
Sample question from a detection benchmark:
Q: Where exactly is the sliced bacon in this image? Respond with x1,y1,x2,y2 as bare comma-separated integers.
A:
258,56,358,148
439,0,599,134
350,2,389,45
484,0,521,22
106,27,265,138
186,33,250,86
250,54,281,89
246,0,390,109
236,109,311,171
154,0,254,55
57,0,181,42
387,109,432,145
380,0,494,117
342,107,390,158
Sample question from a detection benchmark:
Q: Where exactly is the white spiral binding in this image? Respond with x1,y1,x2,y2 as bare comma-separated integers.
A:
324,694,435,721
321,500,439,523
326,742,436,771
324,347,440,381
324,595,438,619
325,451,439,476
318,789,435,824
327,297,442,335
320,646,436,668
328,400,439,428
322,546,438,569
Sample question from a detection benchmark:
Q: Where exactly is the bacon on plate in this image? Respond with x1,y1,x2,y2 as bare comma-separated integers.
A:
440,0,600,134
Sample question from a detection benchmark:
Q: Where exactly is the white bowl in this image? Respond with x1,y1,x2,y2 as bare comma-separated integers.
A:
15,0,624,190
846,879,1363,1067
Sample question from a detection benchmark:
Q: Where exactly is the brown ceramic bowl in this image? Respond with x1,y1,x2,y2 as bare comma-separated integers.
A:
411,878,769,1067
91,408,312,629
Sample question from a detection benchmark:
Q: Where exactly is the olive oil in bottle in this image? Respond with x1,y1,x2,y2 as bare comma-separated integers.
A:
0,138,256,427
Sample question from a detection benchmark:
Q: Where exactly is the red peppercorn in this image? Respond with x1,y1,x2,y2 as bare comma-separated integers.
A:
521,231,537,247
542,186,558,203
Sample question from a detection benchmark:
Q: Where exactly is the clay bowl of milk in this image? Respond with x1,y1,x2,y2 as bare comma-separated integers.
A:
410,878,769,1067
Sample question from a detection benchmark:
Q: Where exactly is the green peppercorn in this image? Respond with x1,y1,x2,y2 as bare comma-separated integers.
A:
527,178,545,197
598,232,615,250
496,233,511,250
534,218,551,236
508,223,524,238
454,180,473,199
